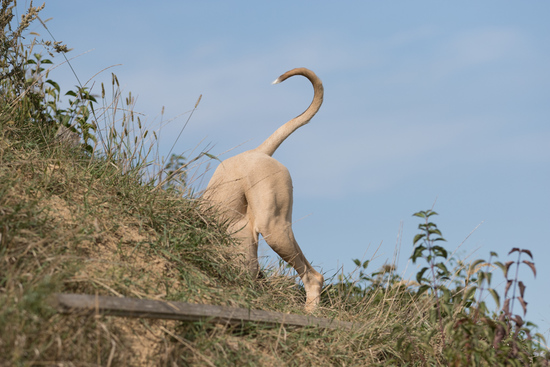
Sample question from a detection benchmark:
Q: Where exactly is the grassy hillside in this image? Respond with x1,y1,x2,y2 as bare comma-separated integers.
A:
1,2,548,366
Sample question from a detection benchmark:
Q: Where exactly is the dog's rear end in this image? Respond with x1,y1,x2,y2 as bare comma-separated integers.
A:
205,68,324,312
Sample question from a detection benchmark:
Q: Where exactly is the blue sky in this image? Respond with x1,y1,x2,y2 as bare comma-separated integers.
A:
22,1,549,338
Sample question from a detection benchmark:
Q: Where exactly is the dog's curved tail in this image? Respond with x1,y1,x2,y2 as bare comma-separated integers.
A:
253,67,324,157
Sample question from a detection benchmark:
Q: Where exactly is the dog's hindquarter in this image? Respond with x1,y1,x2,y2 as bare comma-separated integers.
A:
206,151,293,227
204,68,325,311
205,151,294,274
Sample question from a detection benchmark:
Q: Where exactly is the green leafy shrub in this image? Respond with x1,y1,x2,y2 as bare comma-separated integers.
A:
401,209,547,365
1,1,98,153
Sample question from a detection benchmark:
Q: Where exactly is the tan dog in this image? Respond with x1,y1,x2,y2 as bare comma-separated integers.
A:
204,68,324,312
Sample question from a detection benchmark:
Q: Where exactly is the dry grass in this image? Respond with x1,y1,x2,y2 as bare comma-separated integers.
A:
0,119,415,366
0,73,439,363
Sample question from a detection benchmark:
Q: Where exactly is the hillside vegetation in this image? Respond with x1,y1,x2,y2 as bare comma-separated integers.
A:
1,2,548,366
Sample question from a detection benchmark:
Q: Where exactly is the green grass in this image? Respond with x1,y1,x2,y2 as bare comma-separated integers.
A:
1,2,549,365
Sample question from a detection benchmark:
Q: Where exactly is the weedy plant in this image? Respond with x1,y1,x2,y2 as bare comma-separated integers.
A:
0,2,97,152
492,248,540,360
391,209,549,365
410,209,451,345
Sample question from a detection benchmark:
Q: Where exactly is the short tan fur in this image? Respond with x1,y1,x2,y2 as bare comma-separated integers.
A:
204,68,324,312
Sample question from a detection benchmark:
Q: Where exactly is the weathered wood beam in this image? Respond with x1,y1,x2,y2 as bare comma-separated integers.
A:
53,293,357,331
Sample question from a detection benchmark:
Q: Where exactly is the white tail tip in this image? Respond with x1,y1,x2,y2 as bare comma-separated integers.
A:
272,77,282,85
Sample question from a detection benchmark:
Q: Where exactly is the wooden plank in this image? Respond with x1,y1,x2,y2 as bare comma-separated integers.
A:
53,293,357,330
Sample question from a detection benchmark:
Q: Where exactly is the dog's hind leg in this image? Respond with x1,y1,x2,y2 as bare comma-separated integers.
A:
259,220,324,311
229,217,261,278
264,226,324,311
246,175,324,312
